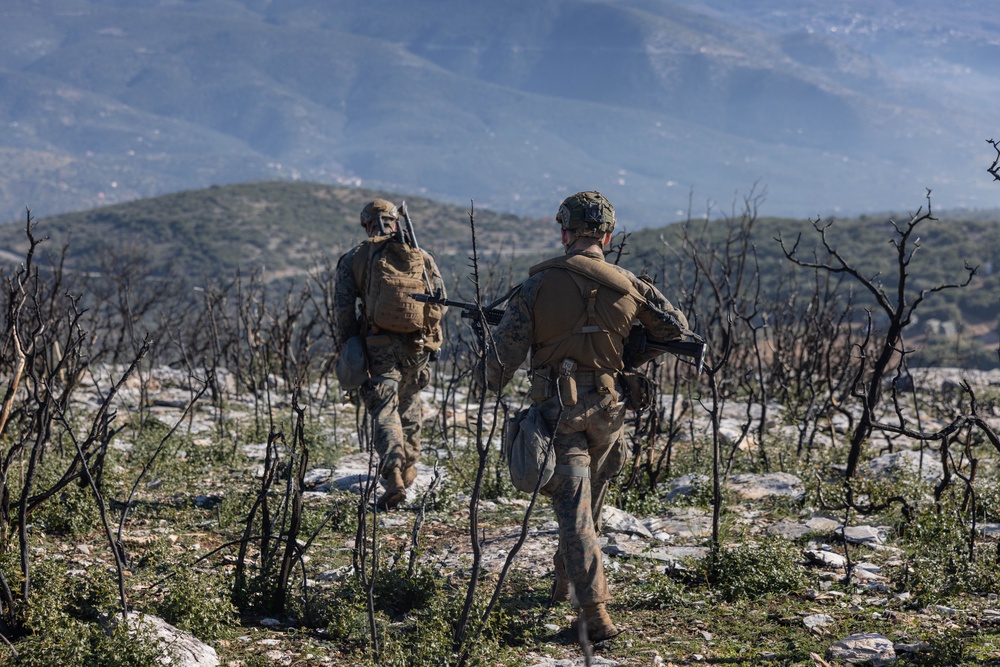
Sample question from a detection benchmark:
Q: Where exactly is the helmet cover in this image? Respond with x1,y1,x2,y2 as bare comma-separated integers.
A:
360,199,399,230
556,191,615,237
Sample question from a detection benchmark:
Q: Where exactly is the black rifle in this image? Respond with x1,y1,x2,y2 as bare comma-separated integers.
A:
624,325,706,374
411,293,706,371
399,201,433,292
410,293,505,326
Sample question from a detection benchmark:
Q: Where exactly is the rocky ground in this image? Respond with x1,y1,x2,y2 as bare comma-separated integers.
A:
51,364,1000,666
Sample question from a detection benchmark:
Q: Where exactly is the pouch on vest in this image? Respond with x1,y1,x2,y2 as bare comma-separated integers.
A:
503,406,555,494
335,336,368,391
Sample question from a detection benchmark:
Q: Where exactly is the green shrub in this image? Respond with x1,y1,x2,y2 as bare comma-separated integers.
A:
705,540,805,601
34,485,100,537
920,630,968,666
300,491,357,536
611,477,668,515
373,566,439,620
320,580,369,644
12,561,164,666
623,569,687,609
372,586,521,667
887,500,1000,604
153,565,236,640
12,618,166,667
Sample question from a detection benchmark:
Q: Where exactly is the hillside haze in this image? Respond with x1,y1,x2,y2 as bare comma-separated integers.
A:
1,0,998,224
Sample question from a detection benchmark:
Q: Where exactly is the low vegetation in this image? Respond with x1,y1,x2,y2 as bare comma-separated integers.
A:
0,187,999,665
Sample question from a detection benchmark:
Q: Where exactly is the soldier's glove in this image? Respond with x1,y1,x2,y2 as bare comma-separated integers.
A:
470,317,486,342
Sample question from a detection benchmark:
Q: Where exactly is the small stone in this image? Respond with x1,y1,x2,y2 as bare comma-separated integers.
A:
803,614,834,629
894,641,930,653
827,633,895,666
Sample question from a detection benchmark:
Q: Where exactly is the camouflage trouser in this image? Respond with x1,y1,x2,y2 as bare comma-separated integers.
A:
539,386,627,607
359,333,431,479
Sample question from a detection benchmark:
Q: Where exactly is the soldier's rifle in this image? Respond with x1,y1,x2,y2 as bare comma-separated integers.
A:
398,201,433,292
624,325,706,374
409,293,506,326
410,293,706,372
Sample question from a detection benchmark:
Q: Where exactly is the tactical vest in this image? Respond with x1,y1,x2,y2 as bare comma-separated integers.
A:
528,254,642,374
351,236,444,350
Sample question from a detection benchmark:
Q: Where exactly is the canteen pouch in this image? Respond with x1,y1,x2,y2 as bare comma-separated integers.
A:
557,359,578,407
530,367,552,403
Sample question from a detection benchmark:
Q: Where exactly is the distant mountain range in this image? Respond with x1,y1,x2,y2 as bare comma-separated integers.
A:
2,0,998,225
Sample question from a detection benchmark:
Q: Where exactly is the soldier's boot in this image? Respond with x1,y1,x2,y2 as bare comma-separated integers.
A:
580,603,620,642
376,469,406,511
549,575,570,604
550,554,571,604
401,464,418,488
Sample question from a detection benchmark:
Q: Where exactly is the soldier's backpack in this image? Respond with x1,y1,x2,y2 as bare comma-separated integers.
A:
353,236,443,349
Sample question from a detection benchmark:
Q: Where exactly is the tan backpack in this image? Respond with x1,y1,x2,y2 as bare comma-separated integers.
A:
353,236,444,349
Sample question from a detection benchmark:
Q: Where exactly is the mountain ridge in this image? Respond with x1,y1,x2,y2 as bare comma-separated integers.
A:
1,0,997,224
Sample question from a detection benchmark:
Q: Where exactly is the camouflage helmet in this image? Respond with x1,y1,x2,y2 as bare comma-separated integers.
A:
556,191,615,237
360,199,399,231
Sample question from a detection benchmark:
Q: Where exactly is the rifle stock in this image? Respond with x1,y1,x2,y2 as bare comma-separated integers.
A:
625,325,705,373
645,339,706,373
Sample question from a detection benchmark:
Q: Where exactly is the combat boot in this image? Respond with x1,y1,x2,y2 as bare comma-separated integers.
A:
549,575,570,604
376,469,406,511
550,554,571,604
579,603,620,642
401,464,418,488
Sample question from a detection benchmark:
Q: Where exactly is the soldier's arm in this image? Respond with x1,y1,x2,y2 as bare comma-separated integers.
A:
480,277,538,392
632,278,689,365
333,252,362,349
424,251,448,303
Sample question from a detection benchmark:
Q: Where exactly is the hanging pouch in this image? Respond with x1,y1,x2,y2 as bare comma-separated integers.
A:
502,406,555,494
335,336,369,391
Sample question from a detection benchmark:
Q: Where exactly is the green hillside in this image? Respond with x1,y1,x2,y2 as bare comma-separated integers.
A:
628,212,1000,320
2,181,998,364
0,181,559,299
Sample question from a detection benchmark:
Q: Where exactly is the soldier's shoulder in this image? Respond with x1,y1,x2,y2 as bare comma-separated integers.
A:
338,242,365,262
529,250,585,277
605,261,639,281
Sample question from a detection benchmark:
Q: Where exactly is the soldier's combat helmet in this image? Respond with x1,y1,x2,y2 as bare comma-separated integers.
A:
556,191,616,238
360,199,399,233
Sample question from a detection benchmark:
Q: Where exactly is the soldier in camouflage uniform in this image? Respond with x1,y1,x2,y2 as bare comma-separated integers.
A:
481,191,688,641
334,199,447,510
